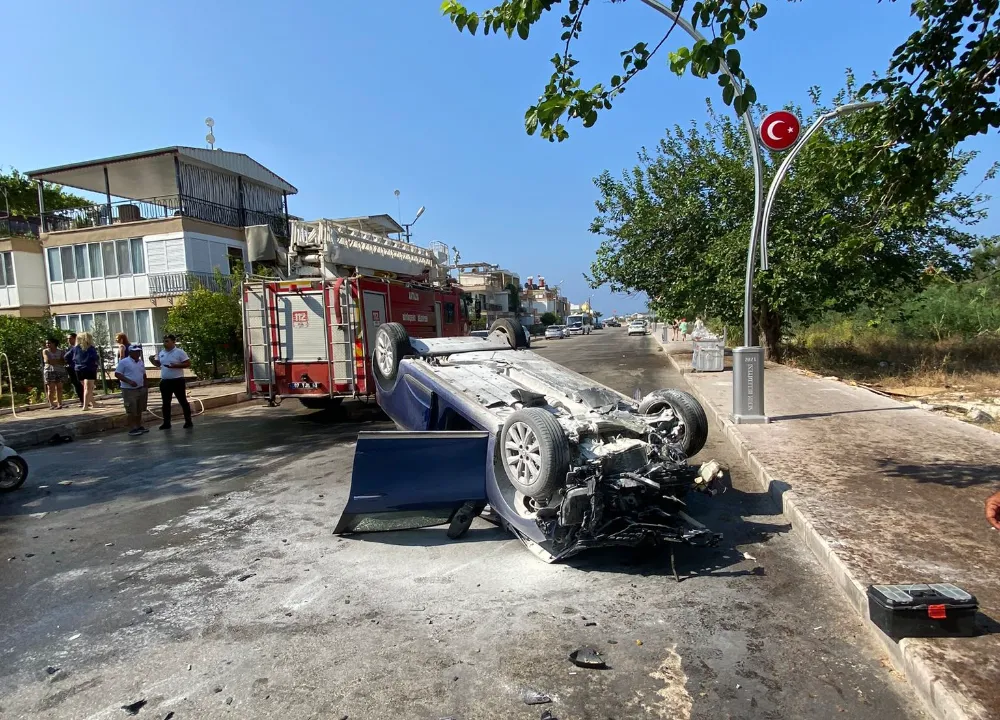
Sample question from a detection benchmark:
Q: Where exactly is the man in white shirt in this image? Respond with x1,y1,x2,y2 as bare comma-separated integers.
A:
150,334,193,430
115,344,149,437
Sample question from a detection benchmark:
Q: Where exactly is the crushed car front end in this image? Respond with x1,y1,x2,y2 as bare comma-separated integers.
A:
336,322,723,562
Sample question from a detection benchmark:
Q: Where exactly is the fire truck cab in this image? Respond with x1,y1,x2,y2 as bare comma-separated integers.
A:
243,218,469,407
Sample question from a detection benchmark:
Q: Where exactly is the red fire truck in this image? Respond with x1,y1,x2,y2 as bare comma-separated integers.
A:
243,218,469,407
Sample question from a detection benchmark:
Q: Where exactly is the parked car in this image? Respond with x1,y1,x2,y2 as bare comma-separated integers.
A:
605,319,620,328
335,319,721,561
544,325,566,340
627,321,648,336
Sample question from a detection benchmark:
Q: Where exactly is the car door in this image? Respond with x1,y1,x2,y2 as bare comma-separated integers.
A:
334,430,490,534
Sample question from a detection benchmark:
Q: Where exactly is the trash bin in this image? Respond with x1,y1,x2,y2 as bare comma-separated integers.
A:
692,329,726,372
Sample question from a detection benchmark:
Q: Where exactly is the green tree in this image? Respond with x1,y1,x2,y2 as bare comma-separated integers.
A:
163,276,243,378
506,281,523,315
441,1,999,206
1,168,88,218
540,311,559,325
588,83,991,358
0,316,65,392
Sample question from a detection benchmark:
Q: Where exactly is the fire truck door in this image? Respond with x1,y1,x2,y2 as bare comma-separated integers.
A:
362,291,388,351
278,292,328,361
434,301,443,336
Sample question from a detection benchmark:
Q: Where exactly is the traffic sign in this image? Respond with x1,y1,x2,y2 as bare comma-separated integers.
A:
759,111,800,151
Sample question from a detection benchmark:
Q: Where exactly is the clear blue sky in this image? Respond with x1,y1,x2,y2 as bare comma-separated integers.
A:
4,1,997,316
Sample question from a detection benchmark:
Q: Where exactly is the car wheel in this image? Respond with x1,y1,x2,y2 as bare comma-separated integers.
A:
373,322,412,385
489,319,528,349
500,408,569,500
0,456,28,492
299,397,343,411
638,389,709,457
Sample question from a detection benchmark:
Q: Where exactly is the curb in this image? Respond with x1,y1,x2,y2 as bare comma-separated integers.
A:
659,343,980,720
5,391,255,449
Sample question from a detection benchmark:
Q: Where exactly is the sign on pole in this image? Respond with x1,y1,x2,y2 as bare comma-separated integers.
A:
759,111,800,151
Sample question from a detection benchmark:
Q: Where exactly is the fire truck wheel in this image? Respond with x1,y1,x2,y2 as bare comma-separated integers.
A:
489,319,528,349
299,397,343,411
373,322,412,385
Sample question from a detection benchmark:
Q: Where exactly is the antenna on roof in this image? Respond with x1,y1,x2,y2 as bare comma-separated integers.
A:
205,117,216,150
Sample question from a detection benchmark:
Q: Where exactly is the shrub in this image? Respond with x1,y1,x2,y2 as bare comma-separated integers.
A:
0,316,65,392
163,283,243,379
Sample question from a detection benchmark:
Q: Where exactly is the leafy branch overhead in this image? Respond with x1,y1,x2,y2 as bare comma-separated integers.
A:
441,0,766,142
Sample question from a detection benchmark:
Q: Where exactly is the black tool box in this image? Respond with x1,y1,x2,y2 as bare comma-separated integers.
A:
868,584,978,640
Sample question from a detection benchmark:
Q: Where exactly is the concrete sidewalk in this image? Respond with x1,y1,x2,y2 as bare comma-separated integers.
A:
0,381,254,448
654,335,999,720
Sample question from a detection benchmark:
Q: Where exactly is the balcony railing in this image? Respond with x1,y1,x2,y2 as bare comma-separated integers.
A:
148,271,236,298
42,195,287,238
0,217,41,238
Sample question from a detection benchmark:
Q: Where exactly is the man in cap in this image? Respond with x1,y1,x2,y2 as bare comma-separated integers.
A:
115,343,149,437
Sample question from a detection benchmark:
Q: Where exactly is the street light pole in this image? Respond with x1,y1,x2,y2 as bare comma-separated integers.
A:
403,205,425,243
639,0,768,423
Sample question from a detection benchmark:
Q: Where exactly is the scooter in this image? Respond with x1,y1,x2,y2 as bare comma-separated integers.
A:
0,434,28,492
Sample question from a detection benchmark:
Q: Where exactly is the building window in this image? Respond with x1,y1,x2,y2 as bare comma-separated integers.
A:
135,309,152,344
47,248,61,281
102,241,117,277
227,246,245,274
0,252,14,287
115,239,132,275
88,243,103,277
130,238,145,274
74,244,89,279
60,246,76,281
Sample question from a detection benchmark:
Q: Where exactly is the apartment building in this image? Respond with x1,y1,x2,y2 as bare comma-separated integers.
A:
456,264,520,323
0,217,49,318
27,146,296,356
520,275,570,324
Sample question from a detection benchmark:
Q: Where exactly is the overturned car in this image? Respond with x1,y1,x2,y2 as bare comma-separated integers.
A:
334,320,723,562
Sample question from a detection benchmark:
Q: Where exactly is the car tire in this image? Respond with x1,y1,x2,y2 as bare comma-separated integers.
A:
638,389,709,457
489,319,528,349
373,322,412,386
299,397,344,411
500,408,569,500
0,455,28,492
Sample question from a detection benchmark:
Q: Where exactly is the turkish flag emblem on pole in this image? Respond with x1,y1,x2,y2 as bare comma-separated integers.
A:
759,111,801,151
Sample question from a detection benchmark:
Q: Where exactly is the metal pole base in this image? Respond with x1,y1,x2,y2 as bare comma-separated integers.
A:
731,346,769,424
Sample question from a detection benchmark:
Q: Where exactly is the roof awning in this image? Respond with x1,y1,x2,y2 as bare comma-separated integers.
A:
28,146,297,201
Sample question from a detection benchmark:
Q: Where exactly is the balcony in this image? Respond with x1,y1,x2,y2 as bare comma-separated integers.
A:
0,217,41,238
148,271,236,299
42,195,288,239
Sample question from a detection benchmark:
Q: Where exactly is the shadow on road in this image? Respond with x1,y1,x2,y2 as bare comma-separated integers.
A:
0,405,390,520
876,457,1000,489
770,406,916,422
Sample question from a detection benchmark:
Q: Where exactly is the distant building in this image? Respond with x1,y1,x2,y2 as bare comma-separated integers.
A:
520,275,569,324
0,217,49,318
457,264,520,324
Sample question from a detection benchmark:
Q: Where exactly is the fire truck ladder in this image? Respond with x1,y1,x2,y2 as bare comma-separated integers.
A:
325,278,358,396
243,277,276,405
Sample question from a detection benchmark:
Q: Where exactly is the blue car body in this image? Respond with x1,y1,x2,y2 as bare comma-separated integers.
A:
335,331,721,561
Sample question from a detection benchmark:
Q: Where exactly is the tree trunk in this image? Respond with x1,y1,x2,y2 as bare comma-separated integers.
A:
756,303,783,362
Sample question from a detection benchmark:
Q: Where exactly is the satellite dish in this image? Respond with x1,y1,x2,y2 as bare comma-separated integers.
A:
394,189,400,197
206,132,216,145
205,117,215,128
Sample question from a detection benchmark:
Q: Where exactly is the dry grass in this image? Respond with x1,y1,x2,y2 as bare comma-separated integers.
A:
783,335,1000,399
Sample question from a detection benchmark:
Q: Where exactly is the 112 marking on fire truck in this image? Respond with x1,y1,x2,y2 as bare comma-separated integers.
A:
292,311,309,328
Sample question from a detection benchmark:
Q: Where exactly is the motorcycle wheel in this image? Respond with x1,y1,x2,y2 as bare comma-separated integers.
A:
0,456,28,492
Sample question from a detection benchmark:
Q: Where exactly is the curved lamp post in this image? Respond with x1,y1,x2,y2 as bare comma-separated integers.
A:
639,0,765,350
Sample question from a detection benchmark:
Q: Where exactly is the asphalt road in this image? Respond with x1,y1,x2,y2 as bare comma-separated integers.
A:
0,331,925,720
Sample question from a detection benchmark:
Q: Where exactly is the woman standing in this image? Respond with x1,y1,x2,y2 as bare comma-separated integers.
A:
115,332,130,361
74,332,99,410
42,339,68,409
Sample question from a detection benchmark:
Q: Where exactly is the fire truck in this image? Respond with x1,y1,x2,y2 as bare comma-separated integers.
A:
243,218,469,408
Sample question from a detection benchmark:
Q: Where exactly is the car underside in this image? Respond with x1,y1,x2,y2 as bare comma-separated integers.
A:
335,320,724,561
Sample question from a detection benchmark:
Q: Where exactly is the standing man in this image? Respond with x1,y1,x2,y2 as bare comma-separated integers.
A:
64,332,84,407
150,334,193,430
115,344,149,437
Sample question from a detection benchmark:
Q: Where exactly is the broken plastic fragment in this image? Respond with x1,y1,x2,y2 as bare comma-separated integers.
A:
742,552,757,562
523,691,552,705
569,647,607,669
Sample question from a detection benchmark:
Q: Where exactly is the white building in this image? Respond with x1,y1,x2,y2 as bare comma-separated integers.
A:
27,146,296,355
0,218,50,319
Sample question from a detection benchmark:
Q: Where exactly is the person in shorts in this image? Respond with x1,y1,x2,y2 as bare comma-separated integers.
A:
42,339,68,409
115,344,149,437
